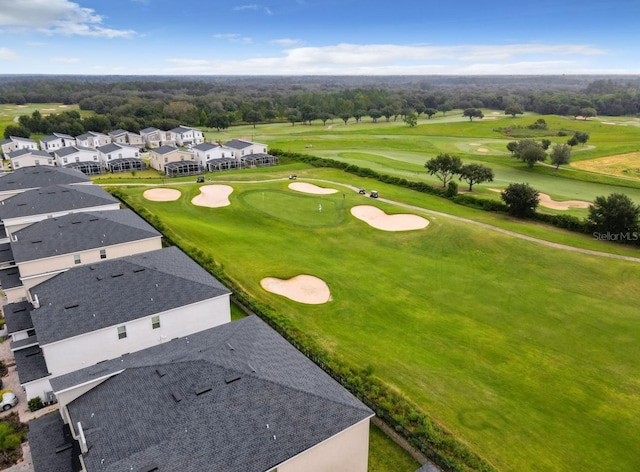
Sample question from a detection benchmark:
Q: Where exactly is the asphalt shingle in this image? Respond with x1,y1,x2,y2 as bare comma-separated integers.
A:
0,167,89,192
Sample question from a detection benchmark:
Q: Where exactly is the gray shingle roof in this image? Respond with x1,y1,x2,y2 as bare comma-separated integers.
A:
0,267,22,289
140,127,159,134
11,209,160,263
224,138,253,149
28,413,81,472
108,129,127,137
96,143,123,154
0,184,118,219
52,145,96,158
40,134,71,143
58,315,372,472
0,242,13,263
30,246,230,345
192,142,218,151
0,167,89,192
7,149,52,159
3,300,34,333
152,144,179,155
13,345,49,383
169,125,194,135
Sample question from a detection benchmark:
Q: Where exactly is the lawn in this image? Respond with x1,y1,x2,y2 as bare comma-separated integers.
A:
115,177,640,472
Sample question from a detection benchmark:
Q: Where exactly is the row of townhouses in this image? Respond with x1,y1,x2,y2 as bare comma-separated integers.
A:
1,128,277,177
0,166,373,471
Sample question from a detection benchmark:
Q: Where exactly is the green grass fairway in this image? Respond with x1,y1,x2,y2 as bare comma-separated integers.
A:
117,177,640,472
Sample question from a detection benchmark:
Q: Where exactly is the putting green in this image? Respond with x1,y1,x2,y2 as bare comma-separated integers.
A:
240,189,348,227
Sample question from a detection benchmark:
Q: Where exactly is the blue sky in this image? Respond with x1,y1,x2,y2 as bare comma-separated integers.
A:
0,0,639,75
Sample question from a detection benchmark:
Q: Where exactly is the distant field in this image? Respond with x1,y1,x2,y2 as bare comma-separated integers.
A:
115,174,640,472
0,103,88,136
572,152,640,179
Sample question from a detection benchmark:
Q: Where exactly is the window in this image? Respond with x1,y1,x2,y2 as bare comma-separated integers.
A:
99,249,106,260
117,326,127,339
63,158,68,164
151,316,160,330
73,254,81,264
35,160,40,166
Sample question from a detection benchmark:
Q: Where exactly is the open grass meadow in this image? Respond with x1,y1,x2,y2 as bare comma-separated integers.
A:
115,176,640,472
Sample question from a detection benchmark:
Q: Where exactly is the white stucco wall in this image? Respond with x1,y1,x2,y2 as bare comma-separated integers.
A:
41,294,231,377
277,417,372,472
23,377,53,402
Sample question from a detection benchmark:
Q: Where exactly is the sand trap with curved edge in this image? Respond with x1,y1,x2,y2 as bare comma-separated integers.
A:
538,193,591,210
289,182,338,194
477,147,490,152
191,185,233,208
351,205,429,231
261,275,331,304
143,188,181,202
489,188,590,210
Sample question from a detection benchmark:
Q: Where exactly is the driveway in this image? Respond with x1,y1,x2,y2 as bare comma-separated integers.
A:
0,337,58,472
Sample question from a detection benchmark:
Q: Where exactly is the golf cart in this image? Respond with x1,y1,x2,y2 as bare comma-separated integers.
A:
358,188,366,195
370,190,379,198
289,174,297,180
196,176,205,183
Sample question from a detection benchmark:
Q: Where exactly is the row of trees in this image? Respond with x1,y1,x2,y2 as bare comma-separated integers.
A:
424,154,495,191
506,133,588,169
501,184,640,240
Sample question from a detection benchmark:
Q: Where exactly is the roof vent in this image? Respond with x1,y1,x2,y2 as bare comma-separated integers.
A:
225,374,241,385
31,240,42,244
133,268,145,273
55,443,73,454
111,273,124,278
171,391,183,403
195,386,212,396
156,367,166,378
137,465,159,472
64,302,79,309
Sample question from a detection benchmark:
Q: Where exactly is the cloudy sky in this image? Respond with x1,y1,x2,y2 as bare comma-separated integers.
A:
0,0,638,75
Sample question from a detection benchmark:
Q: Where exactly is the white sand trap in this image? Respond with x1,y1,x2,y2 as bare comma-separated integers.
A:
538,193,591,210
469,142,481,146
489,188,590,210
261,275,331,304
289,182,338,194
143,188,181,202
477,147,490,152
191,185,233,208
351,205,429,231
601,121,617,125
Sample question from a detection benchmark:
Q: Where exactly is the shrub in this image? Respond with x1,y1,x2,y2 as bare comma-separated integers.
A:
446,181,458,197
27,397,44,412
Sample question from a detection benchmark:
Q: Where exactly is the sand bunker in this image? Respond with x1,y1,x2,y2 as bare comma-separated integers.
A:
469,142,481,146
261,275,331,304
477,147,490,152
191,185,233,208
143,188,181,202
538,193,591,210
351,205,429,231
289,182,338,195
489,188,590,210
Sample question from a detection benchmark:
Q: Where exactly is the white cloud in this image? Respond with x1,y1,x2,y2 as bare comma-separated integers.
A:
26,41,47,47
213,33,252,44
0,0,136,38
0,47,18,60
163,42,613,75
51,56,80,63
233,4,272,14
270,38,303,47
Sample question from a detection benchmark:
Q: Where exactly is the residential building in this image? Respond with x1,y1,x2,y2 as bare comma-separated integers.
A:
192,142,241,171
74,131,110,149
224,138,268,157
139,127,173,148
39,133,76,153
0,136,38,157
96,143,145,173
30,315,373,472
51,146,102,175
149,144,201,176
108,129,144,148
0,167,90,202
7,149,55,170
12,246,231,401
0,184,120,239
169,125,205,147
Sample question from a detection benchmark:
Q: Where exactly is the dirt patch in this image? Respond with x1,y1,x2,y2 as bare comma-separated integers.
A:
191,185,233,208
351,205,429,231
477,147,490,153
143,188,181,202
538,193,591,210
288,182,338,195
261,275,331,304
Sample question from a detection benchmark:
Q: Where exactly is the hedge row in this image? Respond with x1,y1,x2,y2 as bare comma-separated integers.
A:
109,187,496,472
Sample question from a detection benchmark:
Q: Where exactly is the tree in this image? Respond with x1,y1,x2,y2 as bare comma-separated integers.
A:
437,103,452,116
512,139,547,168
506,141,519,156
501,183,540,217
459,164,494,191
3,125,31,139
567,136,579,147
587,193,640,236
403,111,418,128
246,110,263,128
540,139,551,150
424,153,463,188
424,107,438,119
574,131,590,145
580,107,597,120
369,109,382,123
550,143,571,169
462,108,484,121
505,103,524,117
